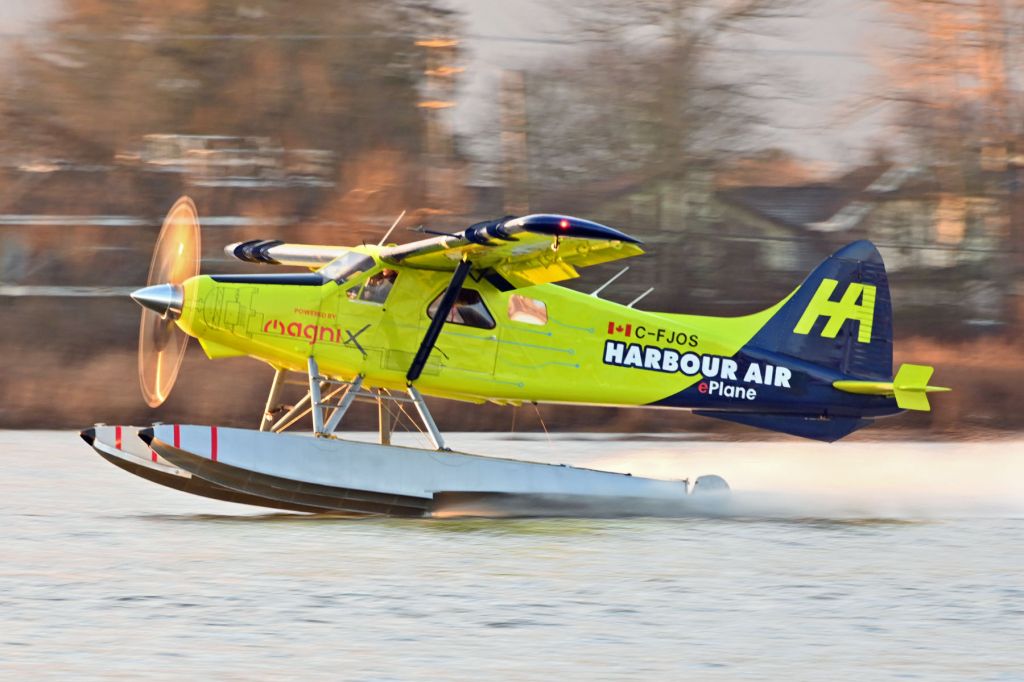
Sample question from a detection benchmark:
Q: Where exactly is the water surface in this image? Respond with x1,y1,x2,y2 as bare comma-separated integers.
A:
2,431,1022,680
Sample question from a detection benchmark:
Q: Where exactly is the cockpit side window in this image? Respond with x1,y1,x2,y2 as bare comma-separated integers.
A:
427,289,496,330
347,269,398,304
321,252,375,284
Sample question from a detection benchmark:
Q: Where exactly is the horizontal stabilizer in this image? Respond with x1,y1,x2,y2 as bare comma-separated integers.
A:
832,363,950,412
893,363,951,411
693,411,872,443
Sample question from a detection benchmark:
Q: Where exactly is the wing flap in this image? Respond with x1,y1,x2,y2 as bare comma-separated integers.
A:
497,260,580,288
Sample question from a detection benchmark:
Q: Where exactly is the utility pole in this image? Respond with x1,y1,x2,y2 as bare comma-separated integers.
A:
416,37,462,211
976,0,1021,332
1009,148,1024,335
500,69,529,215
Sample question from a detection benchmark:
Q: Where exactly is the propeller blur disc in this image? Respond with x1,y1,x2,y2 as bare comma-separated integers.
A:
138,196,201,408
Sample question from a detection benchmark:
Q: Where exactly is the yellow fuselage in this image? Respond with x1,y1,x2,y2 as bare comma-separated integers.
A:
177,246,786,408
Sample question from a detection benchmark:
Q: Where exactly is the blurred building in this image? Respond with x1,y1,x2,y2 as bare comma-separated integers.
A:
116,134,335,189
530,159,1020,334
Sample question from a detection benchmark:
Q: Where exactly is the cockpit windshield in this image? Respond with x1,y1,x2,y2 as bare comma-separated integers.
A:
321,251,376,284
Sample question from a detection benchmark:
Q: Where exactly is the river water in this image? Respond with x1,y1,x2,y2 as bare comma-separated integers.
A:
2,431,1022,680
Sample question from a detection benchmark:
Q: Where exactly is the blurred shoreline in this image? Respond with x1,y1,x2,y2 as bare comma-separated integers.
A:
1,331,1015,435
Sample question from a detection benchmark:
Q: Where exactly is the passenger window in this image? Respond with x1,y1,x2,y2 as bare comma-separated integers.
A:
508,294,547,325
427,289,496,329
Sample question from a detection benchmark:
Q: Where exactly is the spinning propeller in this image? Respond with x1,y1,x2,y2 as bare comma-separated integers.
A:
132,196,201,408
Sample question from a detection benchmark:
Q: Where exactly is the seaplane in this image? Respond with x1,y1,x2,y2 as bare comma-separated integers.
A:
81,197,949,516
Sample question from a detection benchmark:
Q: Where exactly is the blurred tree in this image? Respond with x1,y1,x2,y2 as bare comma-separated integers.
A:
873,0,1024,186
521,0,803,192
0,0,454,214
868,0,1024,332
0,0,467,291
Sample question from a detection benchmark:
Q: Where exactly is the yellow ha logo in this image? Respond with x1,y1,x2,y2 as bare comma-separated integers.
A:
793,278,877,343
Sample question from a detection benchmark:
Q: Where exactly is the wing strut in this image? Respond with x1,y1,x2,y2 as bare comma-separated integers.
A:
406,258,472,383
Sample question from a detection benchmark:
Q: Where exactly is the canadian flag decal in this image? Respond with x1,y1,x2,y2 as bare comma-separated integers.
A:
607,321,632,337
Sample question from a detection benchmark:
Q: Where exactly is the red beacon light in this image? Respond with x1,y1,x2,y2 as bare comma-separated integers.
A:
559,218,570,230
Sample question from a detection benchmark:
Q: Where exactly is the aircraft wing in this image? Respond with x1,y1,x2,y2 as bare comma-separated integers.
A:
225,239,348,268
379,214,643,290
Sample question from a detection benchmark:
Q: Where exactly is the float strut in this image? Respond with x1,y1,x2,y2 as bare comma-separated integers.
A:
407,385,446,451
260,368,286,432
322,375,363,435
377,390,392,446
269,391,312,433
307,357,326,436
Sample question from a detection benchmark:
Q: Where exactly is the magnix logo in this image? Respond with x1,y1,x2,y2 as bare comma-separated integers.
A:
793,278,876,343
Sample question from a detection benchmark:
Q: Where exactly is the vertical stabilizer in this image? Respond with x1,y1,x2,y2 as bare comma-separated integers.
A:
749,240,893,380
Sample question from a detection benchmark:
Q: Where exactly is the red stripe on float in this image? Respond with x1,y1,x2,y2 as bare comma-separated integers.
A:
210,426,218,462
173,423,180,448
115,425,122,450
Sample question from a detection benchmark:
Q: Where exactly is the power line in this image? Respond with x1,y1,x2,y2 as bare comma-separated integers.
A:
0,215,1012,255
0,30,862,57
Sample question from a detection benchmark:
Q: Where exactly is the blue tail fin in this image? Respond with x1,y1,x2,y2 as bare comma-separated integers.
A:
664,241,900,441
749,240,893,381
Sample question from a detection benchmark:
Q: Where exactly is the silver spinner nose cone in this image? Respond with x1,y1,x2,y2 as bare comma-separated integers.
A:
131,283,184,319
